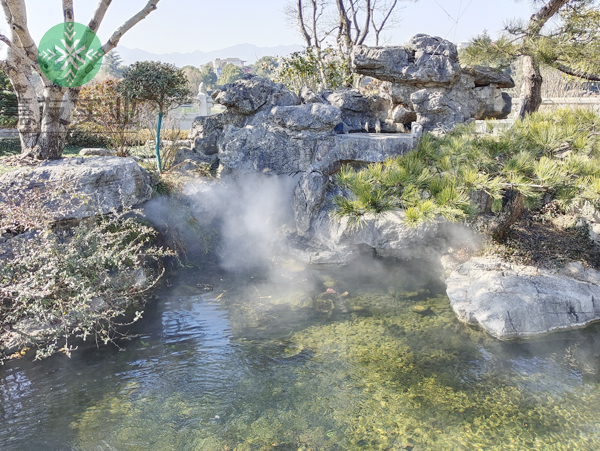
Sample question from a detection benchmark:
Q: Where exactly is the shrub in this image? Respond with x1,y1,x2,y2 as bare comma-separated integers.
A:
335,109,600,240
0,186,174,361
72,79,142,156
272,47,352,93
66,125,110,148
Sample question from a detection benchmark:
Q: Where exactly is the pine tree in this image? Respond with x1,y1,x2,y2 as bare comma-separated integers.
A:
460,0,600,118
102,50,126,78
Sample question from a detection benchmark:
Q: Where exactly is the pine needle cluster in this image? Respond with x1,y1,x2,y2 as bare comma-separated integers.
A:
335,109,600,229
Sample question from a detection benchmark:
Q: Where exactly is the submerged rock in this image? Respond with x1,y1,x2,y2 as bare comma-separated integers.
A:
446,257,600,340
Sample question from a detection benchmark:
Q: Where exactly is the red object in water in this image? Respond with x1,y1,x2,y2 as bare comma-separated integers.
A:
326,288,336,294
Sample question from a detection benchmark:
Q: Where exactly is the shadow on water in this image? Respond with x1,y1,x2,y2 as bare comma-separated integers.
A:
1,256,600,450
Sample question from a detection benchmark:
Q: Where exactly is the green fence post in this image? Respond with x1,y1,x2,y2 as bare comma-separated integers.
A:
155,111,163,173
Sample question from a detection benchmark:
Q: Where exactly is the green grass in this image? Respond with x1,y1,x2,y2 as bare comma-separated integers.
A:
0,137,20,157
0,138,83,158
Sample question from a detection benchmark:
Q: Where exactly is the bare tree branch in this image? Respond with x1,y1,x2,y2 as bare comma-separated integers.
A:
102,0,161,55
527,0,570,36
356,0,371,45
0,0,12,26
88,0,112,33
310,0,319,49
3,0,38,64
349,0,360,41
296,0,313,47
63,0,74,22
335,0,353,51
370,0,398,46
0,32,36,69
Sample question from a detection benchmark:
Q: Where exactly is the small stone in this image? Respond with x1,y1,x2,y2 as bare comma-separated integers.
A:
79,148,113,157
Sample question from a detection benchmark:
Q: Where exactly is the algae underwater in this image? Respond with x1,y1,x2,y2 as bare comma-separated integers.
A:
1,256,600,450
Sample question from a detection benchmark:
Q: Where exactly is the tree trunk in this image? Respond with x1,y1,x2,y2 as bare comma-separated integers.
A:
6,70,40,151
1,0,161,160
492,191,525,242
2,51,41,152
518,54,543,118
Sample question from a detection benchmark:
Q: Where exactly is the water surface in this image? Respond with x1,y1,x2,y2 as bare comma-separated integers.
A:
1,257,600,450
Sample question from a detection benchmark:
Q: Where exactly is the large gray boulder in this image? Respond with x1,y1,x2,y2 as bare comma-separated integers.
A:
352,35,461,87
446,257,600,340
79,148,113,157
462,66,515,89
0,157,154,221
293,171,329,235
218,123,335,174
212,77,300,115
410,75,512,134
325,89,401,133
288,207,459,264
270,103,341,131
189,114,225,156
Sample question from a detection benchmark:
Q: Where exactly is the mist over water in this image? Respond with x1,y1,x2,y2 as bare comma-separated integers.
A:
209,173,298,271
144,173,299,271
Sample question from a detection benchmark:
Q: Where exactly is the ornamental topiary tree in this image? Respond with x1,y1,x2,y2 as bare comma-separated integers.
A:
118,61,192,173
0,0,162,160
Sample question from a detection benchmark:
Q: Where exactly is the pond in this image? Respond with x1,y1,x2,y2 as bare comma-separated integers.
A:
1,256,600,450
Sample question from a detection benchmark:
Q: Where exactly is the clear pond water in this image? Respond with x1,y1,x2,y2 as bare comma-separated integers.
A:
2,257,600,450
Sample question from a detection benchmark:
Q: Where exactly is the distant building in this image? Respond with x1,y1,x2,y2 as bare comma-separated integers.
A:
212,58,246,77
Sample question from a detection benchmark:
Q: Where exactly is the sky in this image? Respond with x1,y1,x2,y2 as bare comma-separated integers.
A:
0,0,536,54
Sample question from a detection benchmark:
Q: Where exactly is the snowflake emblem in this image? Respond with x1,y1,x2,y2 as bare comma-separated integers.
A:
38,22,104,87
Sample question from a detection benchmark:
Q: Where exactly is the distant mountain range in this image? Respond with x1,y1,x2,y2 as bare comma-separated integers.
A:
115,43,304,67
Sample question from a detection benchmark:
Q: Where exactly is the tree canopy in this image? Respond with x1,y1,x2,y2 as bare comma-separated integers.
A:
181,65,204,94
252,56,279,79
118,61,193,114
219,64,245,85
199,64,218,89
101,50,126,79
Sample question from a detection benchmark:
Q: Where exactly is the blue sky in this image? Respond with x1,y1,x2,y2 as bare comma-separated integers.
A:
3,0,535,53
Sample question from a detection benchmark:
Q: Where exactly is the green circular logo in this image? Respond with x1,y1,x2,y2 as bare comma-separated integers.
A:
38,22,104,87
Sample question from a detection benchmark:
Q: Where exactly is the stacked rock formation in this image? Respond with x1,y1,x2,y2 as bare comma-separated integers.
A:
351,34,514,135
184,34,514,242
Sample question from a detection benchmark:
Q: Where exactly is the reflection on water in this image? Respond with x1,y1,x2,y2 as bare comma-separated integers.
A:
1,257,600,450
